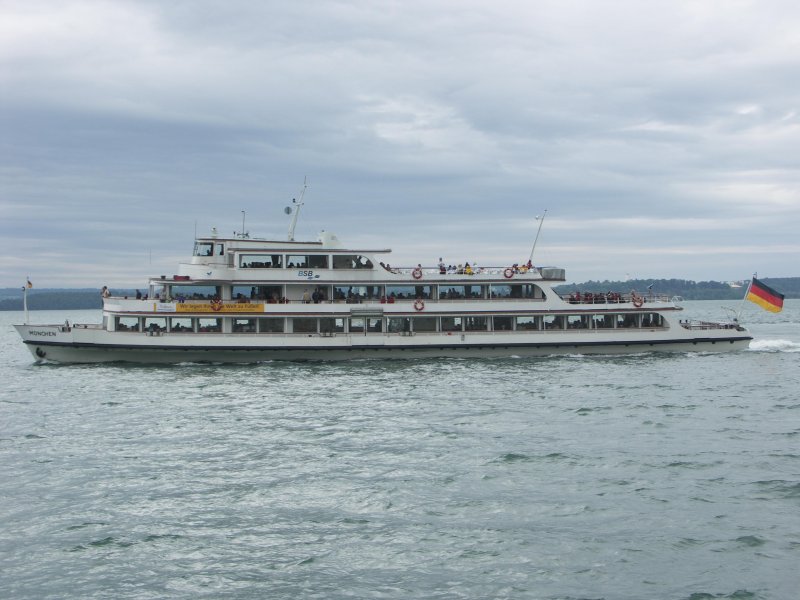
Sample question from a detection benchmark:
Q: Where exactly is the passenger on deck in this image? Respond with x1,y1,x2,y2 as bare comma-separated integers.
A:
135,289,142,299
438,258,446,274
101,286,110,298
464,262,473,275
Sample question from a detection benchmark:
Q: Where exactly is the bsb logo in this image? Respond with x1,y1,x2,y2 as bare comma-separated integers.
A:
297,270,321,279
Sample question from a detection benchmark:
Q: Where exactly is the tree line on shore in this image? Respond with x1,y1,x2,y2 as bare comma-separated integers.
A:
1,278,797,310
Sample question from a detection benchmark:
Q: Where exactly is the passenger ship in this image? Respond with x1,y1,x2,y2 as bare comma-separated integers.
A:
15,219,751,363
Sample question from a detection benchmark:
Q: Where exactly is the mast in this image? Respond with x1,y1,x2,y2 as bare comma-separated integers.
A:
528,209,548,264
735,274,755,321
23,277,30,324
287,178,308,242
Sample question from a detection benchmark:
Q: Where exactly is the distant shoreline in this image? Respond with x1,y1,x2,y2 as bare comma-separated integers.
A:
2,278,797,310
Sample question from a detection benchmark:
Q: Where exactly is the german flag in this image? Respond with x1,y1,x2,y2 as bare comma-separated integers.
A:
746,277,784,313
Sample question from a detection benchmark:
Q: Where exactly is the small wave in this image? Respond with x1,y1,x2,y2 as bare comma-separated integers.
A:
748,339,800,353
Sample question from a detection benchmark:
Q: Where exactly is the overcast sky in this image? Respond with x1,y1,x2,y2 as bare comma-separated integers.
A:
2,0,799,288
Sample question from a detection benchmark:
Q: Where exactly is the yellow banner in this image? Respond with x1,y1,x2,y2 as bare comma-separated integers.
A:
175,303,265,313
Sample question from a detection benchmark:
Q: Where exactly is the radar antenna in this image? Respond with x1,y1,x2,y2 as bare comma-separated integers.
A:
286,177,308,241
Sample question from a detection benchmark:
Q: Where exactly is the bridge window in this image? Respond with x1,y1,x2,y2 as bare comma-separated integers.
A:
439,285,483,300
349,317,365,333
194,242,213,257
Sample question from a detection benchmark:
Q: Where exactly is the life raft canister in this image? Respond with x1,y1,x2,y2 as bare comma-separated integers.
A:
414,299,425,311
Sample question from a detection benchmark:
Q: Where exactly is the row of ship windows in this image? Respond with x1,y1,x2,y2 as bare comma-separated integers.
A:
115,313,666,334
156,284,543,302
193,244,373,270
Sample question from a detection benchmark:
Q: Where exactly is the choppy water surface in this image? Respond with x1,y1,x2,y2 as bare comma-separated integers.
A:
1,301,799,599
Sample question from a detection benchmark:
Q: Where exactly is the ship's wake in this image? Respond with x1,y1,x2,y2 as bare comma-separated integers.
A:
748,339,800,353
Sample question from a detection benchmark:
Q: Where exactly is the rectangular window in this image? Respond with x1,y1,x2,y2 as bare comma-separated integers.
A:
349,318,365,333
194,242,213,257
441,317,462,332
170,317,193,333
333,285,383,302
387,317,411,333
239,254,283,269
171,285,219,301
386,285,433,300
258,318,284,333
367,318,383,333
292,318,317,333
493,316,513,331
198,318,221,332
319,318,345,334
616,314,637,328
412,316,438,332
516,316,540,331
567,315,590,329
332,255,374,269
641,313,664,328
592,314,614,329
233,318,257,333
116,316,140,332
464,316,488,331
144,317,167,332
307,255,328,268
286,255,308,268
490,284,539,299
543,315,564,330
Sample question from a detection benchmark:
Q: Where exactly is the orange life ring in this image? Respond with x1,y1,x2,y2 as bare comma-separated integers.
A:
210,298,223,311
412,267,423,280
632,296,643,308
503,268,514,279
414,299,425,311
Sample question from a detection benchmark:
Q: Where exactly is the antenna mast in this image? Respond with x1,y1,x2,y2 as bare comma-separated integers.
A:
287,177,308,241
528,209,548,263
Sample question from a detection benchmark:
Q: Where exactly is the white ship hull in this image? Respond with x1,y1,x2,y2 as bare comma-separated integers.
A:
15,324,752,364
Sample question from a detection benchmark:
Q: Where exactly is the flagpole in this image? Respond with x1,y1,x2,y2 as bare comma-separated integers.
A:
23,283,29,325
735,275,754,321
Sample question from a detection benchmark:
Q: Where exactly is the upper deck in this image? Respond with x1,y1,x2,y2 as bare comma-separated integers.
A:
169,230,567,285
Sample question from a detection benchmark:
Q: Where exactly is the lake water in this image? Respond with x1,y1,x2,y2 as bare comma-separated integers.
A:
1,301,799,599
